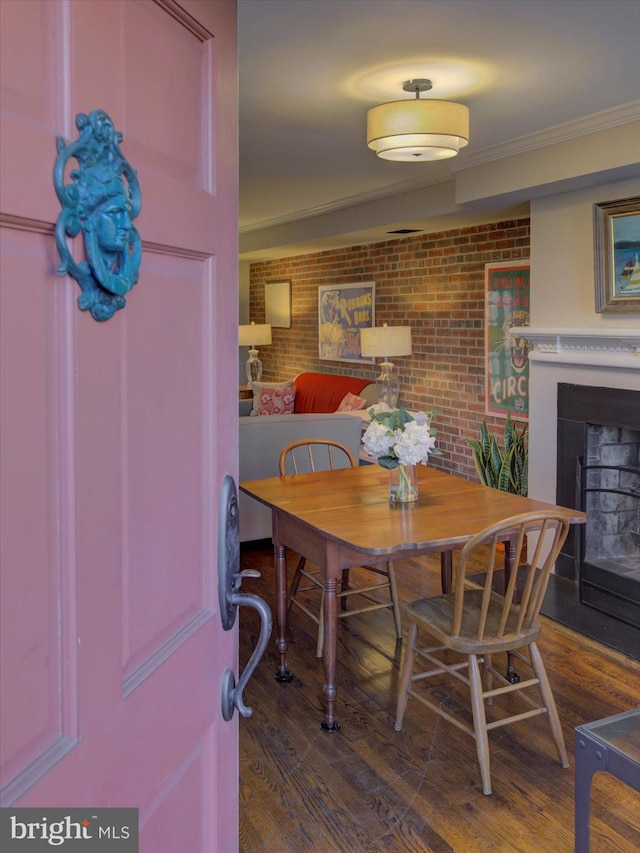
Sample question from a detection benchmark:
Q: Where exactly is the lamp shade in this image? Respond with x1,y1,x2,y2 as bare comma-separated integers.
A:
238,323,272,347
360,325,412,358
367,99,469,162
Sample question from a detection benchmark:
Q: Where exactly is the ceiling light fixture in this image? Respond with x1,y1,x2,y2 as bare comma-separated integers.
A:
367,79,469,162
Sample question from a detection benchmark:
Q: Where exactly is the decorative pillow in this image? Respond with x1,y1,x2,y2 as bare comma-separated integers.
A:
254,385,297,416
250,380,293,416
335,392,367,412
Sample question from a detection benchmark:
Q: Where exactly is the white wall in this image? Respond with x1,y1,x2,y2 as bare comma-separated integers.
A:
530,177,640,329
527,177,640,507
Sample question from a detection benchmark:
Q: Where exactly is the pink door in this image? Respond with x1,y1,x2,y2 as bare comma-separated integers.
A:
0,1,240,849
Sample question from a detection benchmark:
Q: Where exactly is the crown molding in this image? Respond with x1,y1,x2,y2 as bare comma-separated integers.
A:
241,103,640,236
453,102,640,171
240,174,453,235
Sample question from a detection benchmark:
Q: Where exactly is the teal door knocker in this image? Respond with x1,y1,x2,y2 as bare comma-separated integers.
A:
54,110,142,321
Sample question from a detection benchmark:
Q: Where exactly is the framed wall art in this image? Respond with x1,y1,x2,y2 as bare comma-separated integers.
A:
485,261,530,420
265,280,292,327
594,196,640,313
318,281,375,362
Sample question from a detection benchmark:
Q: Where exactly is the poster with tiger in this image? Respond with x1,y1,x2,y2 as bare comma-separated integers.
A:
485,261,530,419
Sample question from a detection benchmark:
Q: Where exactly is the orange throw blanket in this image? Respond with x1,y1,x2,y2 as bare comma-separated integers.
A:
293,372,370,413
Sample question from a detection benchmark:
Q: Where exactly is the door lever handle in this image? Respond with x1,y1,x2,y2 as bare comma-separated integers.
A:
221,591,271,720
218,474,272,721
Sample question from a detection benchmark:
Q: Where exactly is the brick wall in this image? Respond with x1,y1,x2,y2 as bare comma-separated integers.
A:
248,218,530,480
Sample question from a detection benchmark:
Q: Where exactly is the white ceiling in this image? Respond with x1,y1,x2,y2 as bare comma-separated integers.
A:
238,0,640,260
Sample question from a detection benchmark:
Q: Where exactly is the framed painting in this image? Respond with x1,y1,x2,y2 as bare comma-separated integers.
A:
594,196,640,313
485,261,530,420
318,281,375,362
265,280,292,328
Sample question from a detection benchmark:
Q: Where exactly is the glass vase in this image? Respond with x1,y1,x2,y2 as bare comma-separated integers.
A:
388,463,418,504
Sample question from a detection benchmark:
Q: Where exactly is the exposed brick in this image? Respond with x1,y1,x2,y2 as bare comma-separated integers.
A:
248,219,530,479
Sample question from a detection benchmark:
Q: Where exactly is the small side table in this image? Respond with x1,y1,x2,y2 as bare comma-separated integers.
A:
239,385,253,400
574,708,640,852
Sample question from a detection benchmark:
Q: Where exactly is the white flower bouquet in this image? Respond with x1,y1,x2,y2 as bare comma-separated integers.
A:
362,407,438,469
362,407,438,502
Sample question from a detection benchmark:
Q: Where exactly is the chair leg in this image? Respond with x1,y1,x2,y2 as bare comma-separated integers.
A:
529,641,569,768
316,590,325,658
340,569,350,611
483,653,493,705
468,653,492,795
394,622,417,731
287,555,306,614
387,561,403,640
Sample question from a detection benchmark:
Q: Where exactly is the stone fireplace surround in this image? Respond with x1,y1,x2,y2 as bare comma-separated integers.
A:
523,327,640,653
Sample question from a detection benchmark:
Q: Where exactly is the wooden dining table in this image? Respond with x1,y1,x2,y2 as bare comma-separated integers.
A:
240,464,587,732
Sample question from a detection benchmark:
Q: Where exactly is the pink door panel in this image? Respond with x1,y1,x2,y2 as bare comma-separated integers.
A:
0,1,239,850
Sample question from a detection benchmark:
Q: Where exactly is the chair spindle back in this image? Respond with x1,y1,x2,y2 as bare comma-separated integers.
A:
279,438,357,476
452,511,570,642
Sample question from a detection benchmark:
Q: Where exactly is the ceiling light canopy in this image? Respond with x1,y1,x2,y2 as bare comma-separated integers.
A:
367,79,469,162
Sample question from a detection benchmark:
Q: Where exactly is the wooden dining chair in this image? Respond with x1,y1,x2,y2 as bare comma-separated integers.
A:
394,510,571,795
279,438,402,657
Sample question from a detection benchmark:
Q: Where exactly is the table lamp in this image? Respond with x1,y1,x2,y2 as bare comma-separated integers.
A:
360,323,412,408
238,322,272,383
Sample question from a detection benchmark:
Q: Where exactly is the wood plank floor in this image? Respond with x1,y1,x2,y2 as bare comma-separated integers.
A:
238,541,640,853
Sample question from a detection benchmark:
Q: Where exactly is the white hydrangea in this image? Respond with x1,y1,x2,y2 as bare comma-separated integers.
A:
362,420,395,459
394,420,437,466
362,412,437,466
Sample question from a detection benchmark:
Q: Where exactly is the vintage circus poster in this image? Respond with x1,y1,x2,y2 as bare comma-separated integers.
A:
485,262,530,419
318,281,375,363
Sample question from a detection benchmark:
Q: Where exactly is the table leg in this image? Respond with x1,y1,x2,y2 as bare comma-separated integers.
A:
273,542,293,683
574,731,596,853
320,576,340,732
440,551,453,594
503,538,520,684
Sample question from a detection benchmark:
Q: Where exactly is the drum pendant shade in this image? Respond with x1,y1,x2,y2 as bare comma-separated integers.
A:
367,81,469,162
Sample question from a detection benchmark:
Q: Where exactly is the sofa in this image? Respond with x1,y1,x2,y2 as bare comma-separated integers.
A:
239,372,376,542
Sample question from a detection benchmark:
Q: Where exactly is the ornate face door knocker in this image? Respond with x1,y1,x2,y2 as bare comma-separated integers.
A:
53,110,142,321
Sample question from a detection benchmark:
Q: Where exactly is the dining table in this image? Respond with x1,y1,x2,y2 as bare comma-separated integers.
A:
239,463,587,732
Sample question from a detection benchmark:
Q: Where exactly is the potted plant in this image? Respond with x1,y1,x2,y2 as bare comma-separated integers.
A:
468,414,528,496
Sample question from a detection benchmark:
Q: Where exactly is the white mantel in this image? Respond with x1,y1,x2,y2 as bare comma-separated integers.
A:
523,327,640,369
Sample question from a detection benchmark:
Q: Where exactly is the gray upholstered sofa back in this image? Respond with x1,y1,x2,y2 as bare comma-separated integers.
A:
239,412,363,542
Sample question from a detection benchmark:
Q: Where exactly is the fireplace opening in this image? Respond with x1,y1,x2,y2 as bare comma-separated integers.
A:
556,384,640,630
578,425,640,627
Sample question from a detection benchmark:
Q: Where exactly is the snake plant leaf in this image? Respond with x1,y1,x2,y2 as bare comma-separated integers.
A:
483,459,497,488
521,452,529,496
468,440,489,486
467,416,528,496
489,436,503,480
504,414,516,453
480,421,491,458
498,446,515,492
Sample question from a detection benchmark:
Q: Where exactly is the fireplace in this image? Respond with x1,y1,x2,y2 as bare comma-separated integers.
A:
521,327,640,656
556,384,640,628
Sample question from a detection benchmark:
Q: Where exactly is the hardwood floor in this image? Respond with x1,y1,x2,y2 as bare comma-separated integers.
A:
238,541,640,853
